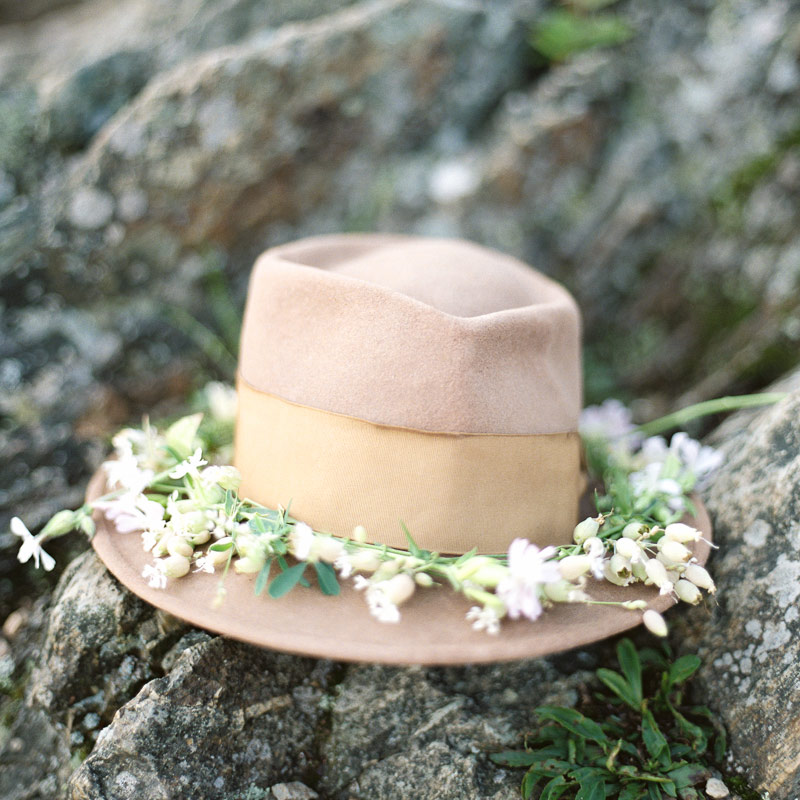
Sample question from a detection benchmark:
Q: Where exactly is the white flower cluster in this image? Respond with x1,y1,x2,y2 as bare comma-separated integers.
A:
13,391,728,640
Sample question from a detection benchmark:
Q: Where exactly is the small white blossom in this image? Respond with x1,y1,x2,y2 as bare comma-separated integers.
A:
95,494,166,535
142,561,167,589
582,536,607,579
103,455,154,495
629,462,685,510
169,448,208,479
466,606,501,635
669,432,724,483
193,554,217,574
334,554,354,579
199,465,241,491
288,522,314,561
579,399,637,440
11,517,56,571
205,382,237,423
496,539,561,622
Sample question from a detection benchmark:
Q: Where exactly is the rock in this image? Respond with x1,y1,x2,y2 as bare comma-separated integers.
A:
270,782,318,800
67,638,331,799
673,385,800,800
705,777,730,798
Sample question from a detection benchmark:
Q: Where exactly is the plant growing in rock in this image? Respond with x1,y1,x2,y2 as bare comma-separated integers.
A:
490,638,728,800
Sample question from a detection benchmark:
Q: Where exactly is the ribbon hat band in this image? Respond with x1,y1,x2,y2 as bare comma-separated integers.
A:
234,376,583,554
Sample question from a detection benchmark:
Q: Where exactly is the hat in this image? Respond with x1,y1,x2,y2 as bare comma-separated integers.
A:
87,234,714,664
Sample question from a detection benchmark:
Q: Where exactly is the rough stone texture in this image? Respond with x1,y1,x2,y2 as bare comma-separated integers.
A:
673,381,800,800
0,549,599,800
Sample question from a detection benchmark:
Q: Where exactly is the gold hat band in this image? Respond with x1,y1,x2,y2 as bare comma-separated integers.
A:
234,376,583,555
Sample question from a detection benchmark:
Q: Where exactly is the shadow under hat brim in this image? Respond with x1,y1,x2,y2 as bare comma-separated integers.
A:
87,470,712,665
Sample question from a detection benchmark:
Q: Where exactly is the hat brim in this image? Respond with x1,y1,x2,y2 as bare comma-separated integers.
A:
87,470,712,665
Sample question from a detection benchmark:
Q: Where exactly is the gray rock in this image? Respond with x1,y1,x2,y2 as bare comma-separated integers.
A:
67,637,332,800
270,782,318,800
673,384,800,800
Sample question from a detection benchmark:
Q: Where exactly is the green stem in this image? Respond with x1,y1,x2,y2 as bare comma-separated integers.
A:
637,393,786,437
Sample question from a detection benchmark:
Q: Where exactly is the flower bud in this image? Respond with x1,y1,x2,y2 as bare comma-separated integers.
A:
206,541,234,566
674,579,702,605
643,609,668,637
645,558,670,588
167,537,194,558
237,533,266,560
381,573,415,606
544,579,589,603
614,537,640,560
352,525,367,543
163,554,191,578
604,556,632,586
40,509,78,538
455,556,494,581
234,553,266,574
314,536,346,564
621,522,647,539
559,555,591,581
631,559,648,581
200,465,242,491
684,563,716,593
582,536,605,557
659,539,692,563
664,523,701,543
573,517,599,545
350,550,382,573
373,559,401,581
151,537,170,557
415,572,433,587
190,529,211,545
622,599,647,610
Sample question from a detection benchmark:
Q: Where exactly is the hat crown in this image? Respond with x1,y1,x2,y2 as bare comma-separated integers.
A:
239,234,581,435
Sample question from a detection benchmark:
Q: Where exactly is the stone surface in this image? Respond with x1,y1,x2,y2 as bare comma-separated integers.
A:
673,382,800,800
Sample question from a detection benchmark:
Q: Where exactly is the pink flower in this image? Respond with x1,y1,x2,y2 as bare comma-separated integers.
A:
496,539,561,621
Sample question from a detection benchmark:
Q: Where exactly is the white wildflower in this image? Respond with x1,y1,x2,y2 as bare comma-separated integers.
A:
629,462,685,510
645,558,675,596
169,448,208,479
659,539,692,564
103,454,154,495
193,554,217,574
579,399,637,441
95,494,166,535
205,382,237,423
288,522,314,561
142,561,168,589
466,606,501,635
364,573,415,623
582,536,607,579
334,554,354,578
199,465,242,491
11,517,56,571
669,432,724,483
496,539,560,622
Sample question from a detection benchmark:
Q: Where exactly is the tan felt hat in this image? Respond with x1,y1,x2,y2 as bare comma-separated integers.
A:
89,234,713,664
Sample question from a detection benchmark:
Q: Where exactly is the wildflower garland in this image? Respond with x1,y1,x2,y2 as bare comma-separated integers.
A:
10,385,782,636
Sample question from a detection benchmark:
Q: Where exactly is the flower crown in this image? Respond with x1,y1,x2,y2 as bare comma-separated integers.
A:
12,384,781,637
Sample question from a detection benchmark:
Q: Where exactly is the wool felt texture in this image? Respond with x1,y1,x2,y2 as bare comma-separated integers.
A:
235,377,583,554
238,235,582,435
87,470,713,665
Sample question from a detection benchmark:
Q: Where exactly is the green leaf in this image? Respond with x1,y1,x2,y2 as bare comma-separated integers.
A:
254,562,271,596
574,770,606,800
249,515,267,534
619,783,646,800
670,707,708,753
314,561,340,596
617,639,643,705
662,779,677,797
641,708,670,767
540,775,571,800
646,783,662,800
669,655,701,687
277,555,310,587
596,668,640,710
268,562,307,598
165,413,203,459
666,763,707,790
209,541,233,552
536,707,610,745
224,489,235,517
400,521,423,558
521,771,540,799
